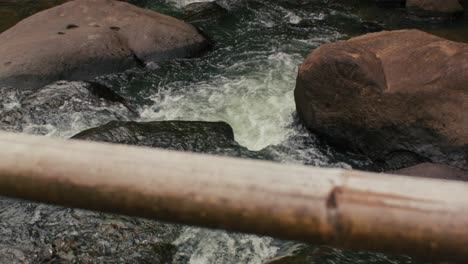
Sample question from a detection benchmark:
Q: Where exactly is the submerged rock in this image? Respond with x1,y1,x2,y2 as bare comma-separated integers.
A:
0,81,133,136
72,120,266,159
183,1,227,21
295,29,468,170
0,0,211,90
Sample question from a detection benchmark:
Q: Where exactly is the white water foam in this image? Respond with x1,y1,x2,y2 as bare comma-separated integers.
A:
173,227,278,264
168,0,212,8
140,51,301,151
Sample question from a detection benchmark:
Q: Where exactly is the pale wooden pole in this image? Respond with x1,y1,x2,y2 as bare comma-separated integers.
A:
0,131,467,261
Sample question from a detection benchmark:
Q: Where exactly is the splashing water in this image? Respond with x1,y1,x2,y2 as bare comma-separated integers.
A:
169,0,208,8
140,52,300,150
135,0,345,152
173,228,278,264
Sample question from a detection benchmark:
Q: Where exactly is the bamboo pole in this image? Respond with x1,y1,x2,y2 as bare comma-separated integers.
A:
0,131,467,261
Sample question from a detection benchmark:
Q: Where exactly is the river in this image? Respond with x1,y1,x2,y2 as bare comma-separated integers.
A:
1,0,467,263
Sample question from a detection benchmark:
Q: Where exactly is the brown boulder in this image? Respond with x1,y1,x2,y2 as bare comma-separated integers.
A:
295,30,468,169
0,0,211,90
391,163,468,181
406,0,464,15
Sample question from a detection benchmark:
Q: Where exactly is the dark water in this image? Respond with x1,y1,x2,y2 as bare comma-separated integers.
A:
1,0,467,263
0,0,66,32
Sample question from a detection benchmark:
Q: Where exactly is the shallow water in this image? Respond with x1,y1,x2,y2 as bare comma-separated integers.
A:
1,0,467,263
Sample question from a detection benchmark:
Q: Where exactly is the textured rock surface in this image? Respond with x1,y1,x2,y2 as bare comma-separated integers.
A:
0,81,133,136
0,0,211,90
0,198,179,263
72,120,267,159
295,30,468,169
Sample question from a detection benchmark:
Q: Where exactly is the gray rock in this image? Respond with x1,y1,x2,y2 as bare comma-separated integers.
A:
72,120,267,159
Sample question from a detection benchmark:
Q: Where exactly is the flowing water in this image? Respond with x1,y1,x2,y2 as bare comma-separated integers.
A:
1,0,468,263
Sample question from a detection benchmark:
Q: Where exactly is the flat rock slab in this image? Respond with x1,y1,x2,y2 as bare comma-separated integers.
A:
295,30,468,169
0,0,211,90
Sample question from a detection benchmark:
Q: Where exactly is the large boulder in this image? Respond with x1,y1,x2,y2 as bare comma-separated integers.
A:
295,30,468,169
406,0,464,16
0,0,211,90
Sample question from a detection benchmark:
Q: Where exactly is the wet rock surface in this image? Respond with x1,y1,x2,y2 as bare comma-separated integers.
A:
295,29,468,170
0,198,179,264
72,120,266,159
0,0,211,90
0,81,134,136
